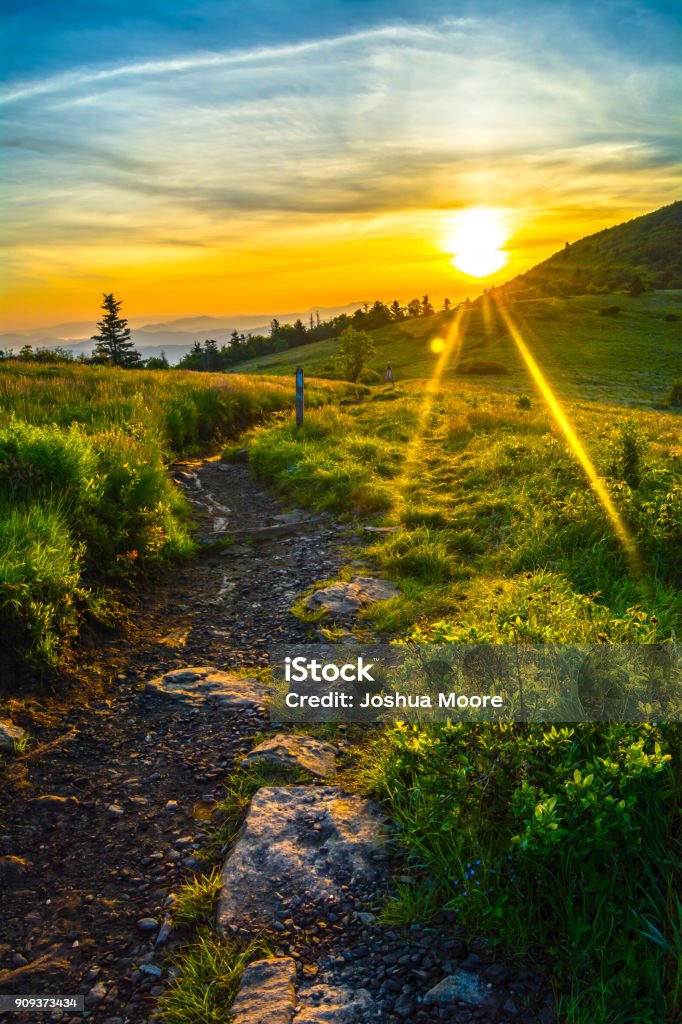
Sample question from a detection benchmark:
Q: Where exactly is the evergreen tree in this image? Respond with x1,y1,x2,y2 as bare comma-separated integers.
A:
91,294,141,366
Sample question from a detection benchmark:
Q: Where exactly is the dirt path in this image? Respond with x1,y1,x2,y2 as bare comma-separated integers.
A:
0,460,347,1023
0,460,553,1024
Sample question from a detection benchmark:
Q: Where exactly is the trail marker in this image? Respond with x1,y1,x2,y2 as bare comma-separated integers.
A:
295,366,304,427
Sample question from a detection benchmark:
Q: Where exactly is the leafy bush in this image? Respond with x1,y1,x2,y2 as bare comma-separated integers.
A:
365,721,679,1022
669,382,682,407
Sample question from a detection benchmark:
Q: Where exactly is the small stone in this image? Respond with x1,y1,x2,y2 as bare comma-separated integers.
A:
107,804,124,817
164,800,179,814
155,915,173,946
139,963,162,978
85,983,107,1007
136,918,158,934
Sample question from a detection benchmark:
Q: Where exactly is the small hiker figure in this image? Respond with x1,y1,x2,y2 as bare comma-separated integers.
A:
384,363,395,388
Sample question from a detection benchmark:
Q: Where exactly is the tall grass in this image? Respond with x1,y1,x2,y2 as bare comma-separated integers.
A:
0,363,343,666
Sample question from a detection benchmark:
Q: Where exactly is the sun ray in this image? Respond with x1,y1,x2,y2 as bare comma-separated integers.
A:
493,295,642,576
392,307,468,510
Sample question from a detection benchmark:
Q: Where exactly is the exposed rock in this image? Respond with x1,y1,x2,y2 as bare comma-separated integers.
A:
304,576,399,618
217,787,387,934
29,795,79,812
294,983,375,1023
424,970,496,1008
145,667,268,712
241,734,337,778
0,856,31,885
231,957,296,1024
362,526,400,534
0,719,25,751
273,511,309,525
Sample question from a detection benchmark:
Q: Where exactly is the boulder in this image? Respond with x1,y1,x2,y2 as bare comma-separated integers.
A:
231,958,296,1024
241,734,337,778
145,667,268,712
217,786,387,934
0,719,25,751
304,577,399,618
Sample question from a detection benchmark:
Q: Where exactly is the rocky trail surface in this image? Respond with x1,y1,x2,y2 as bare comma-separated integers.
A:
0,458,554,1024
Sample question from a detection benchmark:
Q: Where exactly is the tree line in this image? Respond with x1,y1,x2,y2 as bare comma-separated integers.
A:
1,292,455,371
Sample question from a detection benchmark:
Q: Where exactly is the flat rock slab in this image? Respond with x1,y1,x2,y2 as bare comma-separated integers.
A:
294,983,375,1023
241,734,337,777
232,957,296,1024
425,970,496,1009
217,786,387,934
145,667,268,711
0,719,25,750
304,576,399,618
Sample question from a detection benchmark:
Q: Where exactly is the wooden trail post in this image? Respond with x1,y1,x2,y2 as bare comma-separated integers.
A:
295,366,304,427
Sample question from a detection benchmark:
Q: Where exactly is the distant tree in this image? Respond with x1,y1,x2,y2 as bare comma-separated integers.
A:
421,294,434,316
18,344,33,360
334,326,375,382
270,318,281,337
628,275,646,297
443,297,451,311
92,293,141,367
390,299,405,321
406,297,421,318
203,338,219,371
146,350,169,370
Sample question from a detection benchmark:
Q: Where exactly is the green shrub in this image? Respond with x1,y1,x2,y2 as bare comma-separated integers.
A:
366,721,678,1022
358,368,382,385
669,381,682,407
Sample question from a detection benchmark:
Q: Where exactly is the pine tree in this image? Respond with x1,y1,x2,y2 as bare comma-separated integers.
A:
91,293,141,367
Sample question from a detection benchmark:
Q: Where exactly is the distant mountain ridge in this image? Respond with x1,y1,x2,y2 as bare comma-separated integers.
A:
497,201,682,301
0,302,364,364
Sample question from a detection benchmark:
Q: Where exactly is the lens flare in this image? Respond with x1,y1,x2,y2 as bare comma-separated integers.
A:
430,337,445,354
493,297,641,575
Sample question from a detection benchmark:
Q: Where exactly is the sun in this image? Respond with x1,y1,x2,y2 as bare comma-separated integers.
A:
445,207,510,278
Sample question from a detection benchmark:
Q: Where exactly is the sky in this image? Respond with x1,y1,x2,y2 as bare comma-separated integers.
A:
1,0,680,329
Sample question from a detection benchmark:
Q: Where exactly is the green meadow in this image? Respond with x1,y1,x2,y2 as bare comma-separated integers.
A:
235,290,682,407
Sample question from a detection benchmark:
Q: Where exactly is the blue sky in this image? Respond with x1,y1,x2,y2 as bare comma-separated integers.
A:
1,1,680,326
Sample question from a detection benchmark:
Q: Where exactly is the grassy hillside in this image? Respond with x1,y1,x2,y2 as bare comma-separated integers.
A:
0,363,345,666
235,381,681,1021
232,290,682,407
498,201,682,299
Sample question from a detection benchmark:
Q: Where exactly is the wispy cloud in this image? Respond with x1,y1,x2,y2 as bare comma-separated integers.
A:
1,9,679,324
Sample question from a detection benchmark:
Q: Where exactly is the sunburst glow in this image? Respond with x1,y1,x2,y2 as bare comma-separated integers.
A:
446,207,510,278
